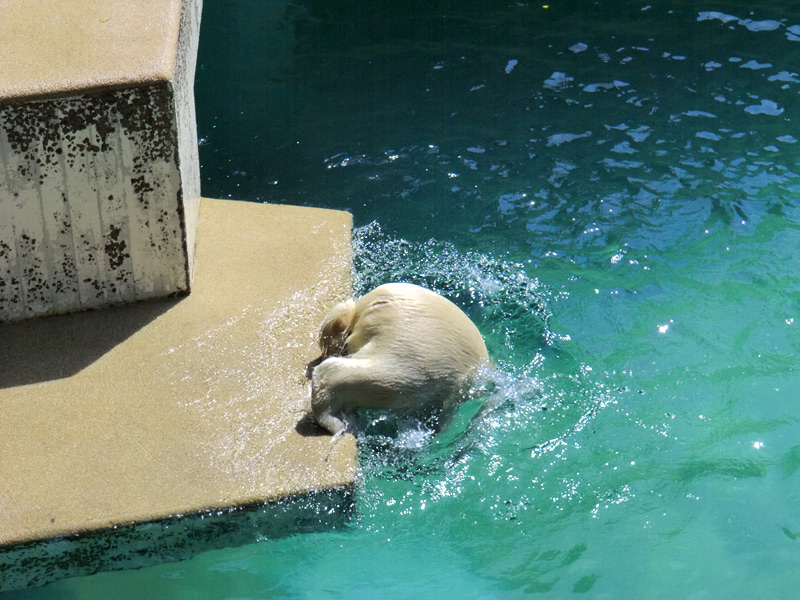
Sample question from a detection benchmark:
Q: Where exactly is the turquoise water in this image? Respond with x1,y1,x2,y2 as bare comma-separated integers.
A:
6,0,800,597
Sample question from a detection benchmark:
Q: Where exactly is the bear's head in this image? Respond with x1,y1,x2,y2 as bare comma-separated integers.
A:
318,299,356,357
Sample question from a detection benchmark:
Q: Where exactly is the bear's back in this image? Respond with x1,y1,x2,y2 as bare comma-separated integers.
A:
346,283,488,374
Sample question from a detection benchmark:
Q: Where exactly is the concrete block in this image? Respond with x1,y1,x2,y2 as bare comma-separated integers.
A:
0,0,202,321
0,199,358,591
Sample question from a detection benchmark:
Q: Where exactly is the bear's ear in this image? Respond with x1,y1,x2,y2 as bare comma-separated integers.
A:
319,299,356,356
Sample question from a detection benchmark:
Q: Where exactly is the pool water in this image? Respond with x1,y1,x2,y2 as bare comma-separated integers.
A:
6,0,800,597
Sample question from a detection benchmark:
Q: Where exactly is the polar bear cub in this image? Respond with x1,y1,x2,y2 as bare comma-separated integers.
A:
308,282,489,435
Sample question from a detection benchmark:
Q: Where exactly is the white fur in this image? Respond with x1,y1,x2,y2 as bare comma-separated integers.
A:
309,283,489,434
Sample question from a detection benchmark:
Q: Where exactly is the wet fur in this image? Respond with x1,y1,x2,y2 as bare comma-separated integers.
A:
307,283,489,434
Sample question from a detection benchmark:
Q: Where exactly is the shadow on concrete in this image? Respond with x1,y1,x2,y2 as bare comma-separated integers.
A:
0,298,180,389
294,412,330,437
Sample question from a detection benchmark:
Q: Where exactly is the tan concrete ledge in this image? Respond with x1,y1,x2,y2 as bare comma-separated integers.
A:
0,0,185,103
0,199,357,587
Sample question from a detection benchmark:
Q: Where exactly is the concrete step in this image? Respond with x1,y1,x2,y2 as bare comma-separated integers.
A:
1,0,203,320
0,198,357,591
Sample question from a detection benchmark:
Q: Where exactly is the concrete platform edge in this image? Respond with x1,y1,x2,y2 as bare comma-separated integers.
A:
0,199,358,590
0,486,355,593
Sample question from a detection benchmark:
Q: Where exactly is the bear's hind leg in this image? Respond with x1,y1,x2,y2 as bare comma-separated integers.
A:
311,356,398,435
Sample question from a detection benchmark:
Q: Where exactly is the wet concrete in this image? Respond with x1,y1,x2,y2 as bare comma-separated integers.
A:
0,198,357,588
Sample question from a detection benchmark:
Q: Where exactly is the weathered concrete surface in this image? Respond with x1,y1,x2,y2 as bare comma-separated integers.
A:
1,489,355,592
0,0,202,321
0,199,357,553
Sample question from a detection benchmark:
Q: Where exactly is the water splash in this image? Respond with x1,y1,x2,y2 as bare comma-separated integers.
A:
350,223,621,522
353,221,556,361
